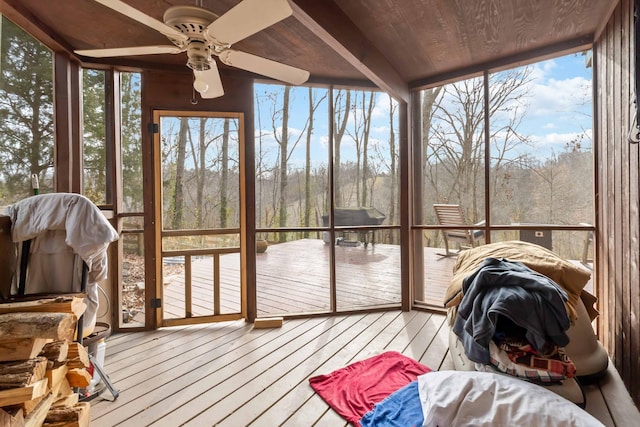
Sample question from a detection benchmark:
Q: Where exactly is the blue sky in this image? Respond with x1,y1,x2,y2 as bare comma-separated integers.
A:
253,50,593,169
519,51,593,153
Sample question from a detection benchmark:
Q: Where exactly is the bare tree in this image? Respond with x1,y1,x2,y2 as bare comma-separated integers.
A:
424,67,532,222
303,87,327,236
171,117,188,229
333,89,351,206
388,97,397,238
345,90,376,206
220,118,230,228
269,86,309,240
195,118,206,228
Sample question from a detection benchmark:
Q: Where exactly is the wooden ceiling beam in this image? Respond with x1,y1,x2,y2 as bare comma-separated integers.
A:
410,35,594,91
289,0,409,103
0,0,75,55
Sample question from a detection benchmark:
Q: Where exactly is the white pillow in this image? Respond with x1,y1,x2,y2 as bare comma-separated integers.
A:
417,371,603,427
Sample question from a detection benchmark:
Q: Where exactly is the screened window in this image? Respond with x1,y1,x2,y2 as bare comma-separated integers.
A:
0,17,54,204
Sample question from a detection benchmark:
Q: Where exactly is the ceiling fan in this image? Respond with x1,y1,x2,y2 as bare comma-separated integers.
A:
75,0,310,99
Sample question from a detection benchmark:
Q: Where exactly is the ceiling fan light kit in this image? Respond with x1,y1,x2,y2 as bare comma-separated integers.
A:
75,0,310,99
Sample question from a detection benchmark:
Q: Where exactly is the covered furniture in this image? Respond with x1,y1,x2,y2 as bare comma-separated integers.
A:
433,204,484,256
4,193,118,334
322,207,385,247
446,241,608,406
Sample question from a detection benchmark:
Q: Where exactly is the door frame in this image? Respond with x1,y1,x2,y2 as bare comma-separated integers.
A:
151,110,247,327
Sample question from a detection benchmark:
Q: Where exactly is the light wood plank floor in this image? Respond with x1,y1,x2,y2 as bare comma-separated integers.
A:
91,310,637,427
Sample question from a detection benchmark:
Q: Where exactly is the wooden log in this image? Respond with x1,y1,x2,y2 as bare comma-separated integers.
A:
0,296,86,320
0,312,76,342
0,406,24,427
0,337,52,362
23,392,53,427
0,357,48,388
65,369,91,388
46,365,68,399
52,391,78,408
66,342,90,369
39,341,69,364
43,402,90,427
53,378,72,401
0,378,48,406
19,394,45,417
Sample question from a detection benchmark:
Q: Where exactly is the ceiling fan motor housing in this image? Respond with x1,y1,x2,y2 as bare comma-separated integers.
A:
163,5,219,71
186,40,211,71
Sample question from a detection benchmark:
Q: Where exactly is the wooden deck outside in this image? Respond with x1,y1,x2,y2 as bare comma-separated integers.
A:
160,238,591,321
91,310,638,426
161,239,457,320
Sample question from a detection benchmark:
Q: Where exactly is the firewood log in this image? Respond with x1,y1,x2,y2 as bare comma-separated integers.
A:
0,313,76,342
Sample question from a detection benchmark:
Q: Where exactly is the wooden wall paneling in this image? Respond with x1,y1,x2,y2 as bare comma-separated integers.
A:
612,3,625,390
626,0,640,405
594,39,608,350
609,4,617,365
619,0,632,397
600,15,614,357
598,0,612,370
630,1,640,401
595,0,640,406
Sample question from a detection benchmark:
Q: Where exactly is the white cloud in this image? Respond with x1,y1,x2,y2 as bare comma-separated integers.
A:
527,76,592,117
373,125,390,134
530,59,558,80
529,129,593,148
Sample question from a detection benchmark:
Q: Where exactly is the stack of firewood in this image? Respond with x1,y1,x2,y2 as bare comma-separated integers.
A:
0,296,92,427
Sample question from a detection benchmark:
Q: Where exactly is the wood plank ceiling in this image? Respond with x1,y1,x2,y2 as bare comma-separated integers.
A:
0,0,619,99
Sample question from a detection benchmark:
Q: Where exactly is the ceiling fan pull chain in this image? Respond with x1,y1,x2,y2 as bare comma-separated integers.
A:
191,81,198,105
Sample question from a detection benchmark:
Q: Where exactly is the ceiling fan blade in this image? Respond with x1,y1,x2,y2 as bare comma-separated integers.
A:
75,45,183,58
205,0,292,45
93,0,188,41
194,65,225,99
218,49,309,85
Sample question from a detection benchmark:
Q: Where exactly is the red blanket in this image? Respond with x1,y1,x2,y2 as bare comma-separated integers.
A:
309,351,431,426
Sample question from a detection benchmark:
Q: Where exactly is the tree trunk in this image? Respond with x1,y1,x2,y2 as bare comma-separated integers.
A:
172,117,188,229
304,88,314,237
361,91,375,206
388,97,397,243
196,118,206,228
220,118,230,228
278,86,291,241
334,90,350,206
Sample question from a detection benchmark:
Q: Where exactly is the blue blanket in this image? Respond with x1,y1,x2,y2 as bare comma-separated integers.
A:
360,380,423,427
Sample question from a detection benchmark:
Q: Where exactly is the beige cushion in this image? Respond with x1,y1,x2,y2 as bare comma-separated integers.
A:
444,240,592,322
